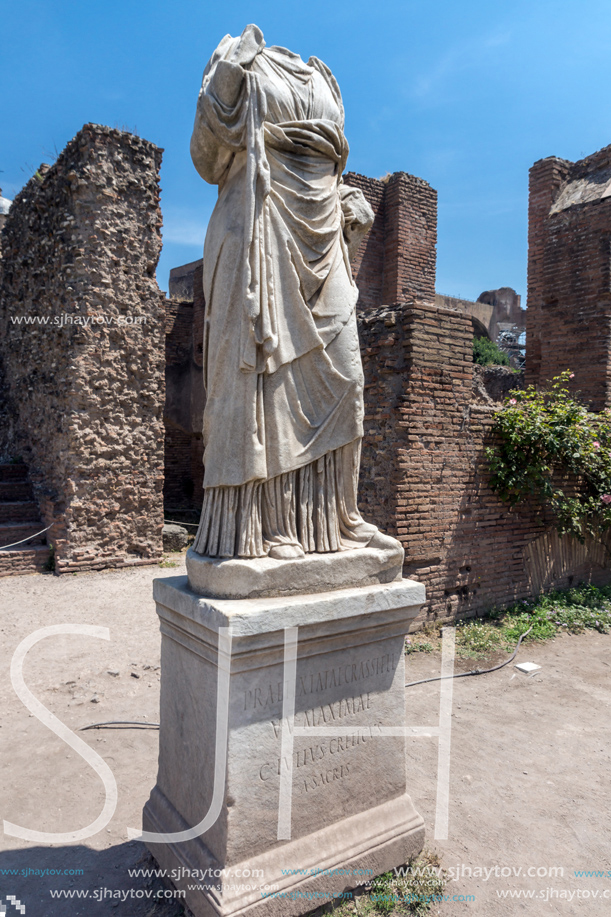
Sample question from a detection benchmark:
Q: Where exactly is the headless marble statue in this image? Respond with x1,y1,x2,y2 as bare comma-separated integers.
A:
189,25,393,573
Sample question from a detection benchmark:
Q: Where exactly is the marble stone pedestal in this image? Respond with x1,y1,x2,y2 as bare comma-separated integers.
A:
143,576,426,917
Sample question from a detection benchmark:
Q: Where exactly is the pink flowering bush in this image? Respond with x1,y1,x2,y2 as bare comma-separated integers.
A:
485,370,611,541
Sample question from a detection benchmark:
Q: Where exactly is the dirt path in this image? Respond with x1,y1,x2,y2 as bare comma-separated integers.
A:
0,562,187,916
405,629,611,914
1,564,610,915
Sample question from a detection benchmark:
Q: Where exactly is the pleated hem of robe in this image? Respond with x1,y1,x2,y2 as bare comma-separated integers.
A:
193,445,372,558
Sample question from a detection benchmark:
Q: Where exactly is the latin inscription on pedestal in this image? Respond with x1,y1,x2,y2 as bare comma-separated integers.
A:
226,642,406,860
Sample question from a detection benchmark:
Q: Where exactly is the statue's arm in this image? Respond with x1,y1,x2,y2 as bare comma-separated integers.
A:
191,25,265,186
339,183,375,262
190,61,245,185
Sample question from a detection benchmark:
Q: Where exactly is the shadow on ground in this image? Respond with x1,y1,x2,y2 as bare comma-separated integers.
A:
0,842,186,916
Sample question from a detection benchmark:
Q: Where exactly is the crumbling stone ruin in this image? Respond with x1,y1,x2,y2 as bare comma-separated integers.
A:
2,121,609,617
527,144,611,410
0,124,165,573
478,286,523,334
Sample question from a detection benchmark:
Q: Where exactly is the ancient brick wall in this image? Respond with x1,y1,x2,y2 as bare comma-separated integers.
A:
382,172,437,305
0,124,165,572
526,145,611,409
164,259,205,513
358,303,611,624
164,291,204,512
164,298,195,510
344,171,437,311
342,173,386,311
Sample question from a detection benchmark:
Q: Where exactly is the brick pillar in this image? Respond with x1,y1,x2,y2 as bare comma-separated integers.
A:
525,147,611,408
525,156,571,388
343,172,386,311
343,170,438,311
382,173,437,306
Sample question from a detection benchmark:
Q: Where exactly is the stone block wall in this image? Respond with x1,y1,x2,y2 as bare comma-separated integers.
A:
358,303,611,623
0,124,166,572
344,171,437,310
526,145,611,409
167,258,201,303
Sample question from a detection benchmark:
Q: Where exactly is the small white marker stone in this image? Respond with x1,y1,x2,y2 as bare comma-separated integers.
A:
515,662,541,674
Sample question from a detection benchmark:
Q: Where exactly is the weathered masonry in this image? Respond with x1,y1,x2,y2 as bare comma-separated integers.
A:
0,124,166,573
163,259,205,513
526,144,611,410
358,302,611,624
343,171,437,310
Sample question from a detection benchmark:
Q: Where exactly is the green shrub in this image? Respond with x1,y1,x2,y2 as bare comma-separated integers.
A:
473,337,510,367
503,584,611,641
486,370,611,541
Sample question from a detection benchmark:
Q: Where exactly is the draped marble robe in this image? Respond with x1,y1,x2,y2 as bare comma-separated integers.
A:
191,25,376,559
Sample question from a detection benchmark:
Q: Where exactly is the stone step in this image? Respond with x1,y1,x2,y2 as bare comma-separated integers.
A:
0,463,28,482
0,544,51,576
0,501,41,524
0,481,33,502
0,522,48,549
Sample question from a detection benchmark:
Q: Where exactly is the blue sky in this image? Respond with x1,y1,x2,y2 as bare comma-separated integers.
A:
2,0,611,301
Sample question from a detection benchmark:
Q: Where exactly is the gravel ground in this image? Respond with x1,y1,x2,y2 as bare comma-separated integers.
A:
1,561,610,916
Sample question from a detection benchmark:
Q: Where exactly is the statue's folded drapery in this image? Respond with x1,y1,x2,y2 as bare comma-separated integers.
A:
191,25,375,558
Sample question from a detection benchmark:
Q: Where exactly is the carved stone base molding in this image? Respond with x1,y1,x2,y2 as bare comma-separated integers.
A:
143,576,426,917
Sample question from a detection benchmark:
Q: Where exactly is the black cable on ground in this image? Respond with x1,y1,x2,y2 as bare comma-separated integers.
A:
405,625,534,687
80,627,535,728
80,720,160,731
